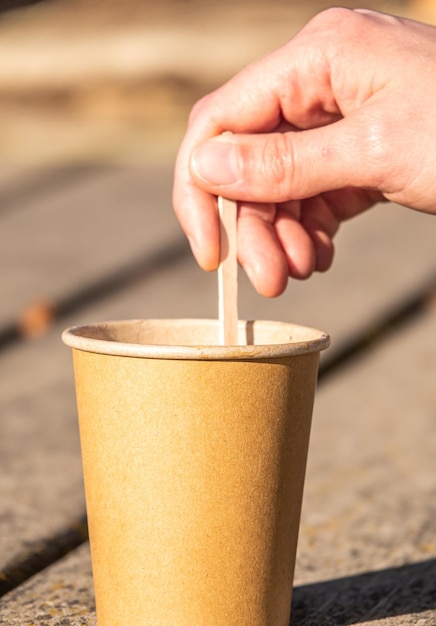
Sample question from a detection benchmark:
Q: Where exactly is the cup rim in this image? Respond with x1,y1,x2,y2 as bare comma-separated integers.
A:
62,318,330,360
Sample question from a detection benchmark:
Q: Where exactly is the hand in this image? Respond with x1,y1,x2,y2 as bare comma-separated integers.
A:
173,8,436,296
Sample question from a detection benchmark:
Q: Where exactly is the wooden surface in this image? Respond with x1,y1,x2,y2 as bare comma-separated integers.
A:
0,164,435,624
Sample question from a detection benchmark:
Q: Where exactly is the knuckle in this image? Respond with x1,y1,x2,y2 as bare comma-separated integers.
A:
307,7,368,52
310,7,354,31
261,133,295,197
187,92,213,127
359,116,395,186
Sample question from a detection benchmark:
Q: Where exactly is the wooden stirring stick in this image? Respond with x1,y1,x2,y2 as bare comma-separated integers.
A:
218,196,238,345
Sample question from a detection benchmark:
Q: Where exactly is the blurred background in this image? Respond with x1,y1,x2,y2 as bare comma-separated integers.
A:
0,0,434,168
2,0,436,342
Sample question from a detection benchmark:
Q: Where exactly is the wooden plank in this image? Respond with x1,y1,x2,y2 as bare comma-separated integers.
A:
1,303,435,624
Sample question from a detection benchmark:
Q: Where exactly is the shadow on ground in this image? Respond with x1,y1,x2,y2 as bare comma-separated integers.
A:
292,558,436,625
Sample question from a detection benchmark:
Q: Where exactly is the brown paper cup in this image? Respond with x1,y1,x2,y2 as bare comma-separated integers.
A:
63,319,329,626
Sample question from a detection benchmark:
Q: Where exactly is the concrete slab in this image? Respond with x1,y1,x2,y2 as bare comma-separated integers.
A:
0,544,95,625
292,305,436,623
0,334,85,580
0,166,179,328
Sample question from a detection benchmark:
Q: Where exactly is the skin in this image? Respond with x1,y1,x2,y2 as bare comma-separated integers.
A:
173,8,436,297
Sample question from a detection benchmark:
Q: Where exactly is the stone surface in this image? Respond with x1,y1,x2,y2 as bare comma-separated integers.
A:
292,305,436,624
0,544,95,625
293,559,436,625
0,332,86,584
0,165,179,327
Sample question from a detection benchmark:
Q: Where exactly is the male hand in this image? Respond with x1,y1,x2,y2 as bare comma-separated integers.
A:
173,9,436,296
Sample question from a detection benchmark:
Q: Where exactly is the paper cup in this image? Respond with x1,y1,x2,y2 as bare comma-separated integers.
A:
63,319,329,626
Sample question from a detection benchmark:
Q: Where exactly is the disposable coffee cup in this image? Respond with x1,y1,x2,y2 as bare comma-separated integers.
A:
63,318,329,626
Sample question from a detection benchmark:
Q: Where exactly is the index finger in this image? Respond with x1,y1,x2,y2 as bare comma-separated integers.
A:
171,8,352,269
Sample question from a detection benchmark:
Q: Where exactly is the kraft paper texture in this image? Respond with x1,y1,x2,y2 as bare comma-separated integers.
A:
65,319,328,626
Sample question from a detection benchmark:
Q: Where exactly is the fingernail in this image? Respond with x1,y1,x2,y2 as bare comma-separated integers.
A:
191,140,241,185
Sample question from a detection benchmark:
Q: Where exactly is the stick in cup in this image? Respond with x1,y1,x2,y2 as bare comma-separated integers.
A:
63,318,329,625
218,196,238,346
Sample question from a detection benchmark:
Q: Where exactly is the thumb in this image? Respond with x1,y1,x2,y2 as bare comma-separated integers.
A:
190,122,373,201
